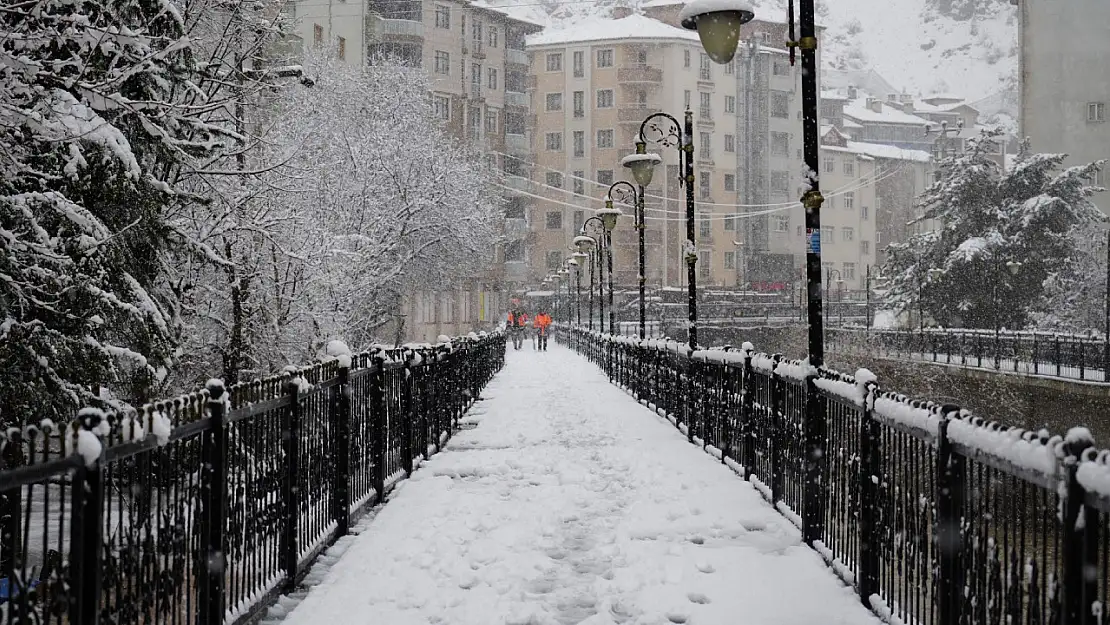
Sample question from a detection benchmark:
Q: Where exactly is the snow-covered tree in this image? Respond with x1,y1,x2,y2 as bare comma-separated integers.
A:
1031,227,1108,333
880,130,1105,330
0,0,246,425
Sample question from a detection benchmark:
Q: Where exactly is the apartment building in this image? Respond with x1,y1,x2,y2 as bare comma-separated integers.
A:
291,0,541,340
524,11,813,292
1017,0,1109,213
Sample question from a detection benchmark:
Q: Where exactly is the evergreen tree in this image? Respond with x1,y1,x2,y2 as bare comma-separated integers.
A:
880,130,1104,330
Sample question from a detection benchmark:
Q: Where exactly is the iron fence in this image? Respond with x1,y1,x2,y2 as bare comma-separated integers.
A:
830,327,1110,383
0,332,505,625
560,325,1110,625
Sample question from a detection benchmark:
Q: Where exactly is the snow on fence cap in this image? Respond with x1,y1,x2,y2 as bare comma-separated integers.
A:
324,339,353,368
947,415,1062,477
1078,446,1110,500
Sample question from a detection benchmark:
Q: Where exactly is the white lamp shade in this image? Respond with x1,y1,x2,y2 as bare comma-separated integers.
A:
573,235,596,251
621,152,664,187
596,207,623,232
678,0,756,65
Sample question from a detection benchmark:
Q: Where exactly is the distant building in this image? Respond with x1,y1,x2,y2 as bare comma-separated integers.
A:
1017,0,1109,213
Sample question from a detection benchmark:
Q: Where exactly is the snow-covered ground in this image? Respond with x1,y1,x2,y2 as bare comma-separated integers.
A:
265,345,880,625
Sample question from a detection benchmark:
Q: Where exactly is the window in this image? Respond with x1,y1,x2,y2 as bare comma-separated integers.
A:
597,169,613,185
597,49,614,68
546,251,563,270
724,134,735,153
771,91,790,118
699,53,712,81
724,173,735,191
684,90,692,109
699,91,711,118
573,172,585,195
471,64,481,93
775,216,789,232
434,50,450,74
699,171,711,199
1088,102,1105,123
573,91,585,117
488,68,498,90
545,92,563,111
546,53,562,72
770,171,790,197
725,251,735,269
724,214,736,231
861,240,871,255
488,27,498,47
773,60,790,76
337,37,346,60
725,95,736,114
596,89,614,108
504,240,524,262
485,109,497,133
684,49,691,68
596,129,614,149
844,160,855,176
434,4,450,28
545,132,563,151
699,132,710,158
823,156,835,173
698,250,711,278
725,60,735,75
821,226,834,244
700,213,711,238
573,51,584,77
433,95,450,120
842,227,855,242
313,23,323,45
573,210,585,233
844,191,855,210
546,172,563,188
472,21,482,45
573,131,585,157
546,211,563,229
861,205,870,220
843,263,856,280
771,132,789,157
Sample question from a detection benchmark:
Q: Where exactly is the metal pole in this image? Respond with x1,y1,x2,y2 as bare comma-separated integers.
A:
798,0,826,548
638,185,647,339
608,231,615,335
597,243,606,332
588,254,595,331
838,281,843,327
576,268,582,326
684,109,699,348
865,265,872,332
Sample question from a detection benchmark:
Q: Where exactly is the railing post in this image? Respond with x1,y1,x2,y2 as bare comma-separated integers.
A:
770,356,784,504
856,381,880,607
281,376,301,593
199,380,229,625
740,349,755,480
402,357,415,476
1061,430,1098,625
802,364,826,545
935,413,966,625
332,364,351,536
686,349,695,443
371,356,387,501
69,414,105,625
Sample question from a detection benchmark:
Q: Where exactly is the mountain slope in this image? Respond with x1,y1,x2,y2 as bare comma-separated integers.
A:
488,0,1017,102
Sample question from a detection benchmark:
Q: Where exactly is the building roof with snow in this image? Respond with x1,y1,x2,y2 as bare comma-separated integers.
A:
844,98,930,126
823,69,900,100
527,13,698,46
469,1,546,28
848,141,931,163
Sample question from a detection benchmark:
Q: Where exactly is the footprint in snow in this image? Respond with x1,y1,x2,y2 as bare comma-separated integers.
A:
686,592,710,605
688,535,705,545
695,560,715,574
665,611,690,623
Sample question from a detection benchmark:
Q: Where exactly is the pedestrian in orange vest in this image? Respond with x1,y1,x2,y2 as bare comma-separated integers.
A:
534,311,552,351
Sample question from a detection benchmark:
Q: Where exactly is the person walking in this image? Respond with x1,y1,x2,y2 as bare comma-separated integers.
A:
534,311,552,351
508,309,528,350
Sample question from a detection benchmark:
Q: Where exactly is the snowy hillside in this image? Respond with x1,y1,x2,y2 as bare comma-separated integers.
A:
487,0,1017,101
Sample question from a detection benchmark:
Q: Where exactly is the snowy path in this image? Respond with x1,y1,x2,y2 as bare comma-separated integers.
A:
268,345,881,625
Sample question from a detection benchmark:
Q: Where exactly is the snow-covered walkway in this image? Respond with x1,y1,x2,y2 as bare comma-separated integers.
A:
268,345,881,625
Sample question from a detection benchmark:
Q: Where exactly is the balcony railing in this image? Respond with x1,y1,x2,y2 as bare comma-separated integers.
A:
618,106,650,123
505,90,528,108
379,17,424,39
699,68,712,81
504,218,529,237
617,65,663,83
506,48,528,66
505,133,528,154
505,175,530,192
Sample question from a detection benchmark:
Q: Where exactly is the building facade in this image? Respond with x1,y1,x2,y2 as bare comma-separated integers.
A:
291,0,541,340
1017,0,1109,213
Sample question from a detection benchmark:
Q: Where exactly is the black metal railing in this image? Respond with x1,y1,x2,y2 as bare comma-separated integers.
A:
558,325,1110,625
0,332,505,625
830,327,1110,382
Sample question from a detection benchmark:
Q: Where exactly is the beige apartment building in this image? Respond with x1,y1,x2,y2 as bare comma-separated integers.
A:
291,0,540,340
524,11,823,293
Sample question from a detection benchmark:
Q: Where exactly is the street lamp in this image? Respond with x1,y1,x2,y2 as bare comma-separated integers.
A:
594,206,623,335
572,251,588,327
579,224,606,332
677,0,757,64
622,145,663,340
607,180,639,337
994,258,1022,368
635,113,700,348
574,234,598,330
566,259,579,326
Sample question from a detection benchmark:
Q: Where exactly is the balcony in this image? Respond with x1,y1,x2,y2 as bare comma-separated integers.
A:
368,15,424,42
504,218,529,237
618,106,650,124
469,39,485,58
698,106,712,120
505,132,528,154
505,175,530,192
507,48,528,66
505,90,528,108
469,83,483,100
617,65,663,84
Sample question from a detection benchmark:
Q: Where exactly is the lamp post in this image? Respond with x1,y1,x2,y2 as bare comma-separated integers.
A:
622,145,663,340
606,180,639,336
573,251,588,326
825,269,843,328
575,234,598,330
566,259,579,326
556,269,569,324
993,258,1022,368
592,207,623,335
